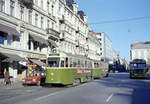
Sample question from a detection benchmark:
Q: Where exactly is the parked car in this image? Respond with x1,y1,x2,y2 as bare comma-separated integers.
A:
22,71,46,86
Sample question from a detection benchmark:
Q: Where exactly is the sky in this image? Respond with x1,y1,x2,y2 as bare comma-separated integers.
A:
74,0,150,62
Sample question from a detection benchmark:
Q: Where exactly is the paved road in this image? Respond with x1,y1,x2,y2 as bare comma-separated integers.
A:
0,73,150,104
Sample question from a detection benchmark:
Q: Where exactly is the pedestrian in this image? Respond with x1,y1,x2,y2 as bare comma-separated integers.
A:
4,68,11,85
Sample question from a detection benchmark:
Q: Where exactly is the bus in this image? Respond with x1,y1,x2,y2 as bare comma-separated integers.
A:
129,59,148,79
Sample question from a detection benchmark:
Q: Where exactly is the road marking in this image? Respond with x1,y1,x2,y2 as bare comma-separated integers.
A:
106,93,114,103
34,91,60,101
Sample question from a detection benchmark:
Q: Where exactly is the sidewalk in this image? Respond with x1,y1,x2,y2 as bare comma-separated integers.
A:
0,78,23,90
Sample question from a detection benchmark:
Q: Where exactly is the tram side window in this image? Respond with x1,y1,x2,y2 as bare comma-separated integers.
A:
77,60,80,67
94,63,97,68
73,59,77,67
85,61,87,68
60,60,64,67
65,58,68,67
89,62,92,68
87,61,90,68
70,58,73,67
80,60,84,68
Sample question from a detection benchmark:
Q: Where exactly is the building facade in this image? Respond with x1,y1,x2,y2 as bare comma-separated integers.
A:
0,0,92,80
96,32,117,63
131,41,150,66
87,30,101,60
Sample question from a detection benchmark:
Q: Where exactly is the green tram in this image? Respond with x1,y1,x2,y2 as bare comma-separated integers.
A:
129,59,148,79
45,52,108,85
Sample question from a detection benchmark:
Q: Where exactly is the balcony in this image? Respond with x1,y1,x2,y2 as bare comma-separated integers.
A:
46,28,60,41
18,0,33,9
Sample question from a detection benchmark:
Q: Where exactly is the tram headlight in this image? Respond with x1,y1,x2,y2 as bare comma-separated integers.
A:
51,72,54,76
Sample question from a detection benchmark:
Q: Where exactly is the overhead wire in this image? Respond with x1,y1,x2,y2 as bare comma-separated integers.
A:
89,16,150,25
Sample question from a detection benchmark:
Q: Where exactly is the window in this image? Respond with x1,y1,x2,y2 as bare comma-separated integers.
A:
58,6,61,14
7,34,12,45
28,35,31,50
51,5,54,15
0,0,5,12
12,35,20,42
10,0,15,16
61,60,64,67
41,0,43,9
33,41,39,51
41,17,44,29
47,1,50,13
47,20,50,29
20,6,24,20
28,10,32,24
52,22,54,29
35,13,38,26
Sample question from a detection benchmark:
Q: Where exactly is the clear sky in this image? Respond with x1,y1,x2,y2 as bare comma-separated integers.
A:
75,0,150,62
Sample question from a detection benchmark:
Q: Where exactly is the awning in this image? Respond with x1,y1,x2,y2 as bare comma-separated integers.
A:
0,23,20,36
48,39,58,47
1,52,27,62
30,34,48,45
29,59,46,67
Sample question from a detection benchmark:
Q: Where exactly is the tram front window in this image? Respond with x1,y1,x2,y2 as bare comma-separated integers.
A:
48,57,60,67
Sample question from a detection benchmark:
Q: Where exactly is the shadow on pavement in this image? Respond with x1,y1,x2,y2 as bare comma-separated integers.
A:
96,73,150,104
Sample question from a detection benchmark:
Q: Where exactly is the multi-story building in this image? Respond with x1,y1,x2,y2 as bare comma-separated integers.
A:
96,32,117,63
0,0,91,81
131,41,150,66
87,30,101,60
0,0,59,80
57,0,89,56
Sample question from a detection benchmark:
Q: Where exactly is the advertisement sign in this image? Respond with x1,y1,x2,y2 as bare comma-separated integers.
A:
76,68,91,75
